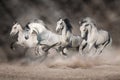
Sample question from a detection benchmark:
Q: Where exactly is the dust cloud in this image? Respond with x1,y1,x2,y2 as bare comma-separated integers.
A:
47,48,120,68
0,0,120,79
15,47,120,69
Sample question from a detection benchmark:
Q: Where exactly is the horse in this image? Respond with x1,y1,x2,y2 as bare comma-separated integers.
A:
10,22,57,57
24,19,65,55
10,22,38,48
79,17,112,55
56,18,83,54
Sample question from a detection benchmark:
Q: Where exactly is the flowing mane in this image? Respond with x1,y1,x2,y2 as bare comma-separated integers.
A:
83,17,102,30
79,17,112,55
63,18,73,32
25,19,48,29
56,18,82,55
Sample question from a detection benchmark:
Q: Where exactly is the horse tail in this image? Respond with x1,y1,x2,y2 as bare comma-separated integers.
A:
109,36,112,46
104,33,112,48
98,33,112,54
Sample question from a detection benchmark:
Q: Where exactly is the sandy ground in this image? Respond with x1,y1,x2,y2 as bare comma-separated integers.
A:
0,63,120,80
0,48,120,80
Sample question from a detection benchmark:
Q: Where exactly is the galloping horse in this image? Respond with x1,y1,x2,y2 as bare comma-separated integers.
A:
24,19,65,55
10,22,57,56
56,18,82,54
10,22,38,48
79,17,112,55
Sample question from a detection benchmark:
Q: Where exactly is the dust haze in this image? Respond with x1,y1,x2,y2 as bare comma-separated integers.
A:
16,47,119,69
0,0,120,80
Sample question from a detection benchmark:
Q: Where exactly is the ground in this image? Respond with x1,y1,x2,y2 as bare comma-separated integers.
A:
0,63,120,80
0,48,120,80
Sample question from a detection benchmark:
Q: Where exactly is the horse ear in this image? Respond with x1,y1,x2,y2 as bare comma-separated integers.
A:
79,21,81,24
13,20,18,24
57,17,62,21
25,24,30,29
32,30,37,35
59,17,62,19
79,18,83,24
60,18,63,22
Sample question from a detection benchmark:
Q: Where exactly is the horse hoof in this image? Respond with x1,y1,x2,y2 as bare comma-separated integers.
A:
63,53,67,56
10,46,15,50
11,47,15,50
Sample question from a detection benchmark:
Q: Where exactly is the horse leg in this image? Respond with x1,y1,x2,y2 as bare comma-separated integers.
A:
62,47,68,56
45,42,59,51
10,42,16,50
97,40,110,55
79,40,87,55
94,44,103,56
35,46,42,56
31,47,49,62
10,41,20,50
57,46,66,56
88,43,94,54
37,42,59,56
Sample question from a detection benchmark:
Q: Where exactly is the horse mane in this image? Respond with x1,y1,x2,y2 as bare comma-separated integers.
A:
84,17,102,30
25,19,48,29
25,23,30,29
57,17,62,21
80,18,87,25
63,18,73,32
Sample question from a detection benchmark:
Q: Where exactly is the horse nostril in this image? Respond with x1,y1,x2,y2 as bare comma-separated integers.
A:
56,29,58,33
10,32,14,36
56,30,59,33
25,36,28,40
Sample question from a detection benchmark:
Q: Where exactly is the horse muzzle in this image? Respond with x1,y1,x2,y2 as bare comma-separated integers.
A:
10,33,15,36
10,42,16,50
25,36,29,40
56,29,60,33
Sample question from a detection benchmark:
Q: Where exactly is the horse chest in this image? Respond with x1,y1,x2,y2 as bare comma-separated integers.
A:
70,37,79,47
96,36,107,45
18,33,25,42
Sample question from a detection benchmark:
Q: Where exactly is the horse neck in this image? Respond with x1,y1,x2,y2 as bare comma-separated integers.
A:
61,22,71,38
18,25,23,35
39,29,61,45
32,25,47,34
87,24,98,41
17,26,25,41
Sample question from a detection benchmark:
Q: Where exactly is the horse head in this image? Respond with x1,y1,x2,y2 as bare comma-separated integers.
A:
24,23,32,40
79,17,93,39
56,18,64,33
24,19,46,40
56,18,72,33
10,22,22,36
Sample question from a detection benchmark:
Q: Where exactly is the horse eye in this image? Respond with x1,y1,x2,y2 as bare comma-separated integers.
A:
83,29,86,31
85,24,89,27
25,28,29,31
14,27,16,29
83,28,86,31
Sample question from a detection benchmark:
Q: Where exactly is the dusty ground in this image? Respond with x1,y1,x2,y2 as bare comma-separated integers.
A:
0,48,120,80
0,63,120,80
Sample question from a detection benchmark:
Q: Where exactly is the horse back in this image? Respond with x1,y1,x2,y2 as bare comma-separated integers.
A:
70,35,82,47
96,30,110,45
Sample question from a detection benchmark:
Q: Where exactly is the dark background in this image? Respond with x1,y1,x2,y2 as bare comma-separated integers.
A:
0,0,120,61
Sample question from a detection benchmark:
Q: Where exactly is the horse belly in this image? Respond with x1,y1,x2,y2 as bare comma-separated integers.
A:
17,37,25,44
96,32,109,45
71,37,80,47
42,32,60,45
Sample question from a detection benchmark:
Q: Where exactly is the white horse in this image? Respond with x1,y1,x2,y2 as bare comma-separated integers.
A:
79,17,112,55
24,19,65,55
10,22,38,48
56,18,83,54
10,22,57,56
